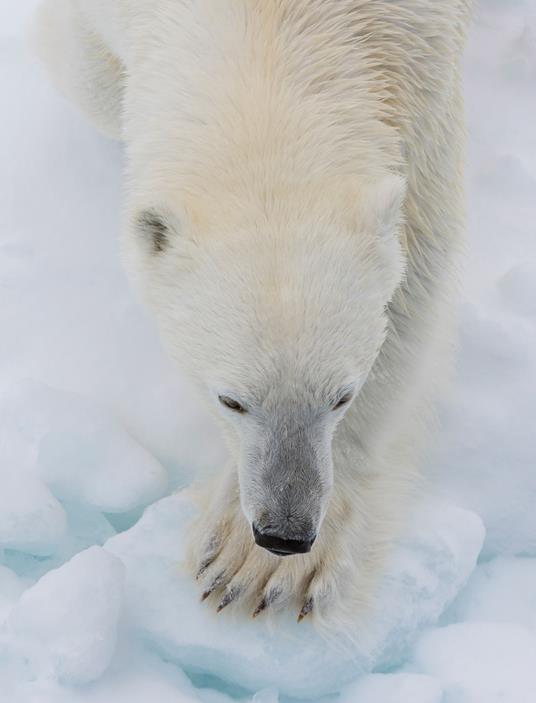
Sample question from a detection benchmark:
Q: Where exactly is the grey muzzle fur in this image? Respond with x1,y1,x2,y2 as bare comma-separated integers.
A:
240,406,333,553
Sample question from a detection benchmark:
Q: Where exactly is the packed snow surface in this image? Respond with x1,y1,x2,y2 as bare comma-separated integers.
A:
1,0,535,701
3,547,124,686
105,493,483,698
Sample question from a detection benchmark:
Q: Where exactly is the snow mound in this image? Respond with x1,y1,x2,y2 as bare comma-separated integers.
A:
447,556,536,631
1,546,124,685
498,260,536,317
105,492,484,698
340,673,442,703
0,380,168,515
0,472,66,556
412,622,536,703
0,567,24,625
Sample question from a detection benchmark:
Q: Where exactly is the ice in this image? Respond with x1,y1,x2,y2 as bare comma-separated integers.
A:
250,690,279,703
1,0,536,699
0,493,481,698
411,622,536,703
0,472,66,557
105,492,484,698
429,0,536,560
1,502,117,587
375,503,485,667
0,381,168,514
1,546,124,686
0,379,168,581
0,382,167,524
446,556,536,632
498,261,536,317
339,673,442,703
0,567,24,624
502,9,536,81
0,647,242,703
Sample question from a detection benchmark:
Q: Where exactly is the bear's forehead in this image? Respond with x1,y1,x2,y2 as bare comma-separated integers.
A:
202,324,370,403
184,249,387,387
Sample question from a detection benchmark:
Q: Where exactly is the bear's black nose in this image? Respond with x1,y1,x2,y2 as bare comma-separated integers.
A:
252,524,316,556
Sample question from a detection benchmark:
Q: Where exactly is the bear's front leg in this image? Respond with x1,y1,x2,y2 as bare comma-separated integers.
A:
188,464,388,627
187,466,283,613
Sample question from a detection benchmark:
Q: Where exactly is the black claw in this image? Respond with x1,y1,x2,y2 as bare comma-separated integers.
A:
197,532,223,579
252,586,282,618
196,559,213,580
216,586,240,613
298,596,313,622
200,571,225,601
252,598,267,618
195,562,210,581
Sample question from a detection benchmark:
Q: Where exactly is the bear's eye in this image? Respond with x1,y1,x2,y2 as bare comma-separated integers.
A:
332,392,353,411
218,395,246,413
136,209,169,253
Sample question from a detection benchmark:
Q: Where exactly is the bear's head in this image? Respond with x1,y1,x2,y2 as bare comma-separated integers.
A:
124,174,406,555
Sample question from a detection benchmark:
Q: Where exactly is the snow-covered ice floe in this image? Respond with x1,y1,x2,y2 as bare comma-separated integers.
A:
1,547,124,686
0,380,168,518
410,622,536,703
0,380,169,578
2,0,535,699
103,492,482,698
0,490,483,697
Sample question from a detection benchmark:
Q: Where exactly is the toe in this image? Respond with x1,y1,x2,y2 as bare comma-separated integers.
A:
194,528,226,579
200,569,226,600
251,558,303,617
216,584,243,612
196,518,256,601
252,584,284,617
197,544,243,599
217,548,278,614
297,563,340,623
297,595,314,622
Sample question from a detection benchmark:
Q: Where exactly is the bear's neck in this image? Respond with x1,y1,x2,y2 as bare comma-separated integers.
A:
125,0,400,201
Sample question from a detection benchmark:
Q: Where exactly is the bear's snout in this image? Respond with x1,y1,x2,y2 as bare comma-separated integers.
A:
252,523,316,556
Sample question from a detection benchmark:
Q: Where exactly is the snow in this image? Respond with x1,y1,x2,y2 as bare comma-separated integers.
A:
339,673,443,703
1,0,535,701
445,555,536,631
430,1,536,560
411,623,536,703
0,646,234,703
1,547,124,686
103,493,483,698
0,472,66,556
0,567,24,624
0,380,169,514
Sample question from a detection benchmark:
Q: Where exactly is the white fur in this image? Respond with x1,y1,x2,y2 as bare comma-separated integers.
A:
33,0,472,634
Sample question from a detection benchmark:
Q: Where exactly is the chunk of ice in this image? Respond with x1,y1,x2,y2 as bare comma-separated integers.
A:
105,492,484,698
0,566,24,625
446,556,536,632
0,380,168,514
0,472,66,556
412,622,536,703
339,673,442,703
2,546,124,685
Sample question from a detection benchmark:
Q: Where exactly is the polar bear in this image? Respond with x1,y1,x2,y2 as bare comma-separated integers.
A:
33,0,471,630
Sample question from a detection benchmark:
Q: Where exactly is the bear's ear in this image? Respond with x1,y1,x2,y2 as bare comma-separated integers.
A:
363,173,406,240
352,174,407,283
135,208,178,254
